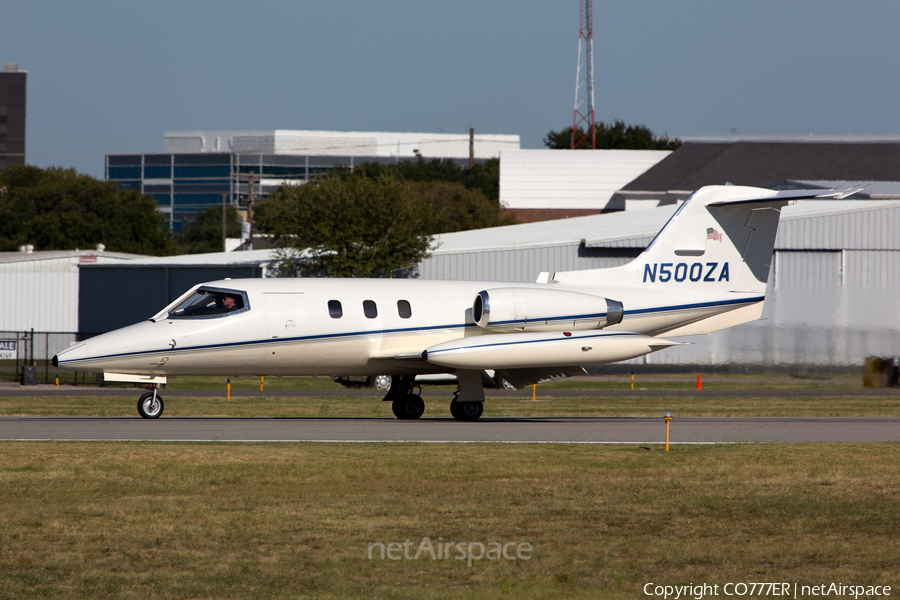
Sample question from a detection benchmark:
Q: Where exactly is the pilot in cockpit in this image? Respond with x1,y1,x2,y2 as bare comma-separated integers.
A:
217,294,242,312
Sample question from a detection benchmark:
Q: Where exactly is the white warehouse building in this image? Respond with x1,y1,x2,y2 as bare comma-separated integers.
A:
163,130,520,160
0,249,141,333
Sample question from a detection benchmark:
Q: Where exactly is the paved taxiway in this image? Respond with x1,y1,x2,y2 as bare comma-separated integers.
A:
2,384,898,443
2,416,899,443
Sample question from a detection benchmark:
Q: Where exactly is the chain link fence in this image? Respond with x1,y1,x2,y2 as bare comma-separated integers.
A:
0,330,102,385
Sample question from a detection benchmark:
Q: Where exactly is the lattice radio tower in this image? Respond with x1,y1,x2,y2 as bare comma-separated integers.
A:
571,0,596,149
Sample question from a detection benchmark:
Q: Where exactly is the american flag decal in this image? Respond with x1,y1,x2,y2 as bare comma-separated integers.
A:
706,227,722,242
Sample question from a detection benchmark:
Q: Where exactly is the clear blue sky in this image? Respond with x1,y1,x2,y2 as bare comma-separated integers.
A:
4,0,899,178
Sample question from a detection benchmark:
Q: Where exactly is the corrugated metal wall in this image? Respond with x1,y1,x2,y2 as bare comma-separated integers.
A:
0,267,78,330
79,266,262,333
776,204,900,250
650,249,900,365
418,244,636,282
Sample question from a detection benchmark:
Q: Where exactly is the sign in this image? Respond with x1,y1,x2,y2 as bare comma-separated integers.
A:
0,340,17,360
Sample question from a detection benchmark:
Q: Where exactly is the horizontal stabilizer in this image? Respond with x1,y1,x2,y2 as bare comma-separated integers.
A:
424,330,681,370
706,187,858,206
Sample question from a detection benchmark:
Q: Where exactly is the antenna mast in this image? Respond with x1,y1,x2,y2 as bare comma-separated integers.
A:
571,0,595,149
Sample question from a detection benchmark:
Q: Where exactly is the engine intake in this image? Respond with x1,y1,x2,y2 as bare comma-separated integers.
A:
473,288,623,332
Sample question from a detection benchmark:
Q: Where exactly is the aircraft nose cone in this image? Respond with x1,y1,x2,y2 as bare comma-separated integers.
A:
52,354,58,367
54,341,91,370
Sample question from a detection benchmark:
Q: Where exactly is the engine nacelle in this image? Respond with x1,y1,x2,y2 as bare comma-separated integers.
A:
472,288,623,333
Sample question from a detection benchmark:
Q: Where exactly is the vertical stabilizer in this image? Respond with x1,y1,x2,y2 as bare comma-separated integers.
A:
553,185,842,292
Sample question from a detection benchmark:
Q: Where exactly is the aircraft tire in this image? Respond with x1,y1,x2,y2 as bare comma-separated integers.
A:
392,394,425,420
450,400,483,422
137,392,164,419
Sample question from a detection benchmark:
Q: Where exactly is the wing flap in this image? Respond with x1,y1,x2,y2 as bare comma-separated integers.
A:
494,366,587,390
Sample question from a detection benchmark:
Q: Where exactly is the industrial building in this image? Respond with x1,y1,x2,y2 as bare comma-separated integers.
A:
498,137,900,222
618,136,900,204
0,248,141,332
498,149,671,222
106,129,519,233
0,249,143,374
0,63,26,171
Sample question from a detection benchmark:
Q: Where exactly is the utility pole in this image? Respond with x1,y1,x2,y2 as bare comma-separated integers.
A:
571,0,596,149
469,127,475,168
221,192,227,252
246,172,255,251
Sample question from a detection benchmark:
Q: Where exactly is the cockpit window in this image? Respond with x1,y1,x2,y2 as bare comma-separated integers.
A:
166,287,249,319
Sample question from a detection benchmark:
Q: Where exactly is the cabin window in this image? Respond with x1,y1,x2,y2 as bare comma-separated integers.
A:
328,300,343,319
397,300,412,319
167,287,248,319
363,300,378,319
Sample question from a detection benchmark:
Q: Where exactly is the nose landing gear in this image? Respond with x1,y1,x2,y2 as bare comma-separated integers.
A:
137,387,164,419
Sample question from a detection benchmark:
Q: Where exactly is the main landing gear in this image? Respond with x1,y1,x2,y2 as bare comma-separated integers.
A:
137,386,164,419
382,375,425,419
382,371,486,422
449,399,483,421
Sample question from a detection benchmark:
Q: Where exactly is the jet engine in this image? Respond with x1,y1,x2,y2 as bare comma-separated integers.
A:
472,288,623,333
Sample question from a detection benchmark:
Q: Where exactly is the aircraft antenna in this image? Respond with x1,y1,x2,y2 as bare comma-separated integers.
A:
571,0,596,149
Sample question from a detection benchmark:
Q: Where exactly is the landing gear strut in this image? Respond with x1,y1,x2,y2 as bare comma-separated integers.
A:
137,387,164,419
383,375,425,420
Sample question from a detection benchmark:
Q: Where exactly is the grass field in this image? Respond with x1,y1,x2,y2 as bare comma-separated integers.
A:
0,442,897,599
1,389,898,418
3,372,897,419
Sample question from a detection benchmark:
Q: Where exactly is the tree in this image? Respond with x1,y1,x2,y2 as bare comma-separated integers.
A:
544,120,682,151
352,157,501,201
259,174,435,278
176,205,242,254
407,180,515,233
0,165,175,255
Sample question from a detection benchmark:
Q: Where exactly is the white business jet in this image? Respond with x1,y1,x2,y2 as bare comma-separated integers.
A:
53,185,850,421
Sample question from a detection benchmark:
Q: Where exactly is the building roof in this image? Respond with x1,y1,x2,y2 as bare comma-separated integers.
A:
0,249,144,265
431,199,900,254
91,248,279,267
623,142,900,193
163,130,520,160
499,149,671,210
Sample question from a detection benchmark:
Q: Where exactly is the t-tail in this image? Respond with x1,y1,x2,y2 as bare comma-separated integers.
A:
551,184,856,335
554,185,853,291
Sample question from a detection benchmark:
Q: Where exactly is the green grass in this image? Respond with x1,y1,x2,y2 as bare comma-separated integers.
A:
2,388,898,418
0,442,897,599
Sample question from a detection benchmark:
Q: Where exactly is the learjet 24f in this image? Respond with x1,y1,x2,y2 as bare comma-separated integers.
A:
53,185,852,421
